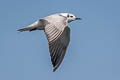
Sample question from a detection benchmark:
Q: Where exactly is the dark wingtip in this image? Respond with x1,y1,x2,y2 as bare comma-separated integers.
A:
53,65,60,72
53,67,57,72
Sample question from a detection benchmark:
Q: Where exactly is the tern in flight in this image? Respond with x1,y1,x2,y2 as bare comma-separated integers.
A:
18,13,82,72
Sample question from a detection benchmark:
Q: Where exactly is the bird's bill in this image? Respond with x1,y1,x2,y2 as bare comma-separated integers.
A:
75,18,82,20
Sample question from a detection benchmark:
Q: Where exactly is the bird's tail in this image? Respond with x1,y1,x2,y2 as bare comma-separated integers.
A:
18,20,44,32
18,26,37,32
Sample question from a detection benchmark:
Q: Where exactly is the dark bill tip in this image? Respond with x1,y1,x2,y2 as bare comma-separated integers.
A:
75,18,82,20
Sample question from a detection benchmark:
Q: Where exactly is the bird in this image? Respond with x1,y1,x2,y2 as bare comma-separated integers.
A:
18,13,82,72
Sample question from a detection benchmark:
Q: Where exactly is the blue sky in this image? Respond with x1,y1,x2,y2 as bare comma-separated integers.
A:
0,0,120,80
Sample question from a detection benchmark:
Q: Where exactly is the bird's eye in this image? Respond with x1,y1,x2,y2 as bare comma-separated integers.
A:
70,16,73,18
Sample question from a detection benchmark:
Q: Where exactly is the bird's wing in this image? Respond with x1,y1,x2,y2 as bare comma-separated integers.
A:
44,23,70,72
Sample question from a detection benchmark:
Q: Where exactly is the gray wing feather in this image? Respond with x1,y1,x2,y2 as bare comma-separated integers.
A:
45,24,63,43
45,26,70,72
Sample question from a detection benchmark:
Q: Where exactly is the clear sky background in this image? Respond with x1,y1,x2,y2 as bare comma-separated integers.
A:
0,0,120,80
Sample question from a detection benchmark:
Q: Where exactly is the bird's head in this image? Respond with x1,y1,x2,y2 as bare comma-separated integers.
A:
59,13,82,23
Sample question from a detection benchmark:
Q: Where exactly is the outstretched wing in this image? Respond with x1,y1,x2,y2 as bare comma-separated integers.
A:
45,23,70,72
